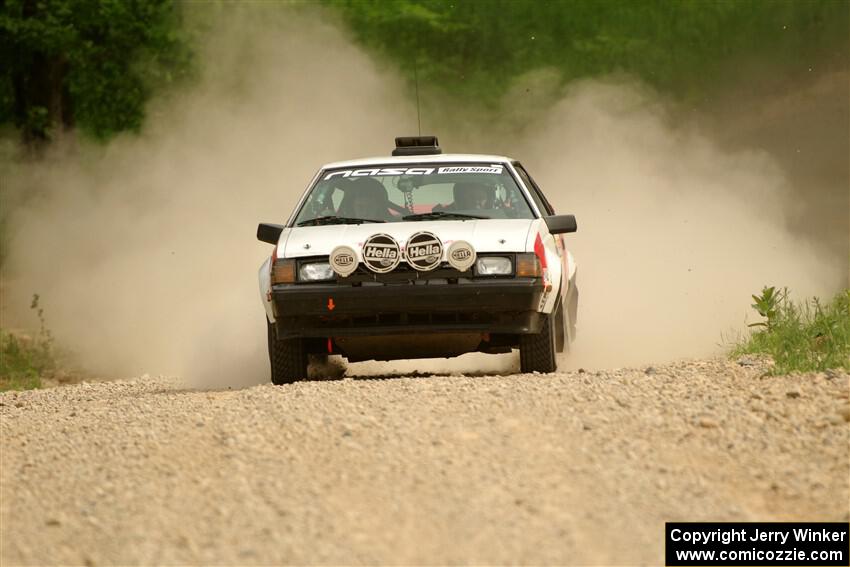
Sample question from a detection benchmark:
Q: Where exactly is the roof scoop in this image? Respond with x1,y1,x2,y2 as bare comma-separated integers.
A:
392,136,441,156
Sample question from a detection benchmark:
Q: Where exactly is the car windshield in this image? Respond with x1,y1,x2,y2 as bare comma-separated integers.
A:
292,162,535,225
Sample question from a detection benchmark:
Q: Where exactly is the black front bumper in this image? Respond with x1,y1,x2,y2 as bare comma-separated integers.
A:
272,279,544,338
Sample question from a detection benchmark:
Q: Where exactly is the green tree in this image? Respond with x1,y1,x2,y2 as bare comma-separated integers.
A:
0,0,191,147
326,0,848,104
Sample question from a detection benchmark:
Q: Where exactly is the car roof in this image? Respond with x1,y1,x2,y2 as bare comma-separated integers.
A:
321,153,516,170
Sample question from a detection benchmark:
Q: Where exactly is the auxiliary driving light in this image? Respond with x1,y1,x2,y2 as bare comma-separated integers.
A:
447,240,476,272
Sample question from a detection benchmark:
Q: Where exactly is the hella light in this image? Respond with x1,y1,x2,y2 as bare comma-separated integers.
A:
475,256,513,276
299,262,334,282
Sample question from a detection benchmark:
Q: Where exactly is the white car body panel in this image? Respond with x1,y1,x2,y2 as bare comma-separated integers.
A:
524,218,563,314
282,220,533,259
259,256,274,322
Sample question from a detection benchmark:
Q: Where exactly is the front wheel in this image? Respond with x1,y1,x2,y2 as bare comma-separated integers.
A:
267,320,308,385
519,313,558,373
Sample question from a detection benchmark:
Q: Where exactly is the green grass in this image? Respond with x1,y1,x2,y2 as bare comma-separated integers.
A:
0,294,56,391
733,287,850,375
0,331,54,391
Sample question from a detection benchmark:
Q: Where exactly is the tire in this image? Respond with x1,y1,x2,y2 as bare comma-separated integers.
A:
267,319,307,385
520,313,558,373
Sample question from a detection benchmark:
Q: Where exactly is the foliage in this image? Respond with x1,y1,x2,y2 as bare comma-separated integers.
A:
734,288,850,375
0,0,193,145
1,0,847,143
0,294,55,391
326,0,849,104
748,286,784,330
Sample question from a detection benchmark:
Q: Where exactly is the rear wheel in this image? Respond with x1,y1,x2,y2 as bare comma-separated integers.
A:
267,320,307,385
520,313,557,373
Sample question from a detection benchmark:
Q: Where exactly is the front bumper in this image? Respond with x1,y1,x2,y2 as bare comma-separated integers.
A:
271,279,544,338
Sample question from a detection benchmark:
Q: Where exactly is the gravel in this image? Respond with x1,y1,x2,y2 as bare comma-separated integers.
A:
1,358,848,565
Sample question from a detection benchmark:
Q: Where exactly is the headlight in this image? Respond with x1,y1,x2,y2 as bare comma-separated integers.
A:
475,256,512,276
299,262,334,281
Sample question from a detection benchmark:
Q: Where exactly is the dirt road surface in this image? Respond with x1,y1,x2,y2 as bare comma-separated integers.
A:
2,358,848,565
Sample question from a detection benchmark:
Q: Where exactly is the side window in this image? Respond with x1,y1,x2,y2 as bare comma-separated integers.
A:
513,163,555,215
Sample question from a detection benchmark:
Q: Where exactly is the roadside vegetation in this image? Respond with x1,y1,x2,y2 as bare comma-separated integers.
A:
327,0,848,105
1,1,846,148
0,294,56,391
0,0,193,149
734,287,850,375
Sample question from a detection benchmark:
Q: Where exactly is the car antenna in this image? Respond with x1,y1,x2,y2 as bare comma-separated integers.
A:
414,56,422,136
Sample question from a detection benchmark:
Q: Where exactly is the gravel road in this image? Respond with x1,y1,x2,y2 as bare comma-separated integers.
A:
1,357,848,565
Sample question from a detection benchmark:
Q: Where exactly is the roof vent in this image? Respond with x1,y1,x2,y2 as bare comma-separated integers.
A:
392,136,441,156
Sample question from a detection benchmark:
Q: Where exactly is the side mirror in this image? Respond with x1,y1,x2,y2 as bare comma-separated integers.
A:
544,214,577,234
257,223,284,244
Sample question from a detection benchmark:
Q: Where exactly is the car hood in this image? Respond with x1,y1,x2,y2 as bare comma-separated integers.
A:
282,219,534,258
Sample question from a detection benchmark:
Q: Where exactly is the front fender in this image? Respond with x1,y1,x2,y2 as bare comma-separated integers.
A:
525,219,564,315
258,256,274,322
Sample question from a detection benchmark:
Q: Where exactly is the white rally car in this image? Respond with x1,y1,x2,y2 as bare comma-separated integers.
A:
257,137,578,384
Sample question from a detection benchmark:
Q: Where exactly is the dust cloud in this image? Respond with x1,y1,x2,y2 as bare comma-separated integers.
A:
1,7,414,387
494,78,845,369
1,7,844,386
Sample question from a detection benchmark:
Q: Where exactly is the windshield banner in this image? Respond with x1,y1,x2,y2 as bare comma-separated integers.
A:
324,165,504,180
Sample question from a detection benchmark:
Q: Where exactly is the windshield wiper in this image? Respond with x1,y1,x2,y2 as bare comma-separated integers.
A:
297,215,386,226
402,211,488,221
